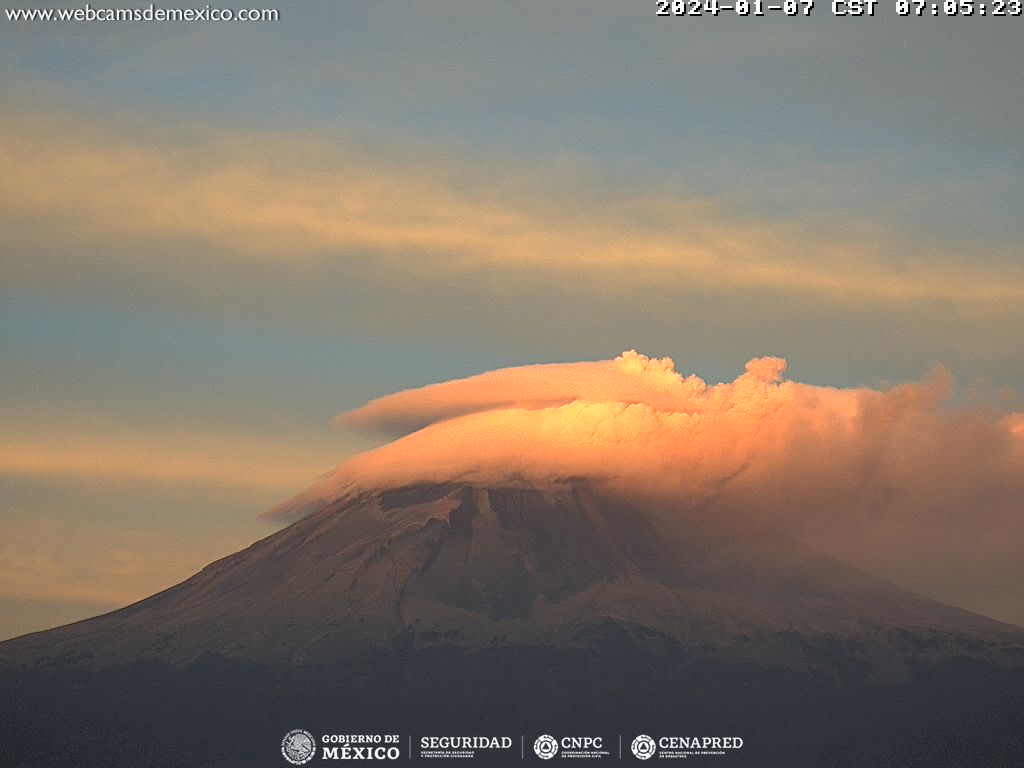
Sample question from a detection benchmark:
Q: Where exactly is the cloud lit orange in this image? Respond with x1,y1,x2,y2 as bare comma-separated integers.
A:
274,351,1024,625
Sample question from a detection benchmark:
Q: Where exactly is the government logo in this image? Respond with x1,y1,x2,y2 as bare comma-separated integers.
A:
282,729,317,765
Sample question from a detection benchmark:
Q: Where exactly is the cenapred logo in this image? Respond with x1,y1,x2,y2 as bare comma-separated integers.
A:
534,734,559,760
631,734,657,760
282,729,317,765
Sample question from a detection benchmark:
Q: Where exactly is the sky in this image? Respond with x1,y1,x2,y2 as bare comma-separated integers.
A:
1,1,1022,640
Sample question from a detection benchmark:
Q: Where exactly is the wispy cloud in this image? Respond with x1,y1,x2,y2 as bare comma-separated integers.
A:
0,426,342,493
3,105,1022,308
0,520,233,609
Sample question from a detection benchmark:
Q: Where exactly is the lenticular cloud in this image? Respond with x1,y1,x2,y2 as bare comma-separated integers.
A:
280,350,1024,517
338,351,796,495
269,350,1024,624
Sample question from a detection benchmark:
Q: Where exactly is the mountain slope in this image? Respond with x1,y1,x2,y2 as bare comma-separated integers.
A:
3,481,1024,768
2,482,1019,670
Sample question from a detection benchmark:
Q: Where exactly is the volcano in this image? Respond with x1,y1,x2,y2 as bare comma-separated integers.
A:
3,481,1024,767
2,481,1020,666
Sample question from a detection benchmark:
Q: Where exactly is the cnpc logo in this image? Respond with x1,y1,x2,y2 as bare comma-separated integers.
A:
534,735,605,759
534,734,559,759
